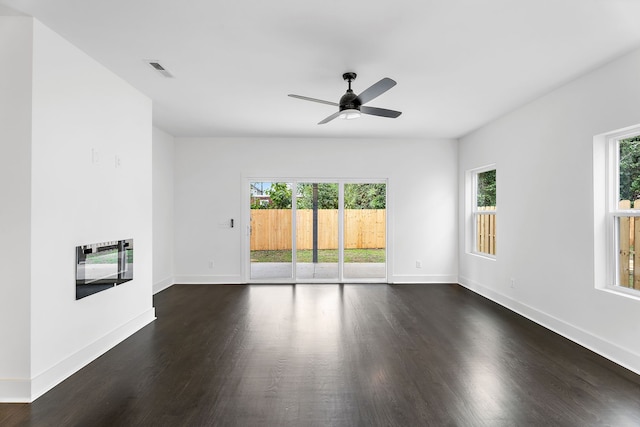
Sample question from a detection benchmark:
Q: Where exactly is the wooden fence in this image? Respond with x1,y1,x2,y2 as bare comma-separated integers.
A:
619,200,640,289
476,207,496,255
250,209,386,250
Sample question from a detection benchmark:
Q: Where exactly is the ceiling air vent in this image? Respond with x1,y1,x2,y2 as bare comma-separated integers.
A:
145,60,174,78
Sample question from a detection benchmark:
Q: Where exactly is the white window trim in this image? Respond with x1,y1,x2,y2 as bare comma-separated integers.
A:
605,127,640,295
467,164,497,259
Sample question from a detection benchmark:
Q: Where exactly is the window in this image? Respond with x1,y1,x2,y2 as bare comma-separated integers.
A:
609,131,640,291
472,167,496,256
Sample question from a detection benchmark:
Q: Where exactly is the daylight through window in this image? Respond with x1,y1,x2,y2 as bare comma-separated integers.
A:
612,134,640,290
473,168,496,256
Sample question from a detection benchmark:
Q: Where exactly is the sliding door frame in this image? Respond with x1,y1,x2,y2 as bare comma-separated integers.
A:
243,177,389,284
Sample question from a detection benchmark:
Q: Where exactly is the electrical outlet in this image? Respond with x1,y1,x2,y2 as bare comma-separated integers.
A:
208,261,214,269
510,278,516,288
416,260,422,269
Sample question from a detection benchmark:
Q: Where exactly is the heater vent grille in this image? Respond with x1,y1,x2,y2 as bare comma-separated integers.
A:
145,60,174,78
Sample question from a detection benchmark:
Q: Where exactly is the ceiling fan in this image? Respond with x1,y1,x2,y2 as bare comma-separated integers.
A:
288,72,402,124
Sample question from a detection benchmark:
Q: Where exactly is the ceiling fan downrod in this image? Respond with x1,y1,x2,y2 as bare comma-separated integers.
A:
343,72,357,92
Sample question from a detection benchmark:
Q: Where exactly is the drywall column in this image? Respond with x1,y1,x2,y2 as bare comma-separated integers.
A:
28,20,155,401
0,16,33,401
152,127,175,293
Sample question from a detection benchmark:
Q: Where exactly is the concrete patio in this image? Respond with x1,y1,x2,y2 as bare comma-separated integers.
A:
250,262,386,281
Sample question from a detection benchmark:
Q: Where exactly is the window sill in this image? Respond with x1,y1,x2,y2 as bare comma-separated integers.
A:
599,285,640,302
467,251,496,261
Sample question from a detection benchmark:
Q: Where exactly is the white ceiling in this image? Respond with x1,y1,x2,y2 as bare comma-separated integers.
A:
3,0,640,139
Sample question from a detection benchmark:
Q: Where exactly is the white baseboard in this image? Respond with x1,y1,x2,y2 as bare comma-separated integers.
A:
153,276,175,294
173,275,243,284
22,308,156,403
458,276,640,376
390,274,458,284
0,379,31,403
172,274,459,285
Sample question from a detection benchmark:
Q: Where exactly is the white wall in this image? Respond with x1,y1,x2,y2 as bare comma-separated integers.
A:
0,18,155,402
0,16,33,400
153,126,175,293
174,138,458,283
459,47,640,373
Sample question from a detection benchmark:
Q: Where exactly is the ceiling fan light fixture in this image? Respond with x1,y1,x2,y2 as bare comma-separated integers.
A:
339,109,361,120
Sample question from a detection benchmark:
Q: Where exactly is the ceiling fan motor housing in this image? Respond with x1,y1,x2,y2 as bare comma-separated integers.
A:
339,91,361,111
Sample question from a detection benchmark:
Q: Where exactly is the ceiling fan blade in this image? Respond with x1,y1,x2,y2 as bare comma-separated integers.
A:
288,94,338,106
356,78,397,105
318,111,342,125
360,106,402,118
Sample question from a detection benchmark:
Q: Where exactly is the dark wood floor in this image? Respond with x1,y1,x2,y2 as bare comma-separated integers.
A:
3,284,640,426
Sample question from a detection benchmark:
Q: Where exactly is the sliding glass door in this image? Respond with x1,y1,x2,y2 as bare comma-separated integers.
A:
343,183,386,280
247,179,386,282
249,181,293,280
296,182,339,280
